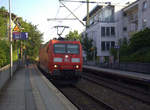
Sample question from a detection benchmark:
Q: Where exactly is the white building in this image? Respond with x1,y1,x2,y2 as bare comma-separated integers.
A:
118,0,139,40
82,0,150,63
82,4,124,63
138,0,150,29
119,0,150,40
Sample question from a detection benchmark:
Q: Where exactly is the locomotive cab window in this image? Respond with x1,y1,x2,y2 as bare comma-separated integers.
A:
54,44,66,53
67,44,79,54
54,43,79,54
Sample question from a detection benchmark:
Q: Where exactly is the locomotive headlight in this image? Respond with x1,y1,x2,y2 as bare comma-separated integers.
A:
65,55,69,58
75,65,79,69
54,58,62,62
72,58,80,62
54,65,58,68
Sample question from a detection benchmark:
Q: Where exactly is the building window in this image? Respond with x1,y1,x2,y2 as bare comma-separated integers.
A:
106,27,110,36
101,42,105,51
123,27,127,31
101,27,115,37
101,41,115,51
106,42,110,50
142,1,147,11
101,27,105,37
99,6,114,22
111,27,115,36
123,12,127,17
111,41,115,48
143,19,147,28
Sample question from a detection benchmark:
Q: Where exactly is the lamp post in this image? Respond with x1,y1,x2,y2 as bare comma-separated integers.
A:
9,0,13,79
8,0,20,79
114,45,120,64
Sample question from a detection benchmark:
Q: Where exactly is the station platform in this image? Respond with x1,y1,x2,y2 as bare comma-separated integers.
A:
83,65,150,83
0,64,78,110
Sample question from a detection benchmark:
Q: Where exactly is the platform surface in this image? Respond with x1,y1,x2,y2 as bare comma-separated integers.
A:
0,64,78,110
83,65,150,82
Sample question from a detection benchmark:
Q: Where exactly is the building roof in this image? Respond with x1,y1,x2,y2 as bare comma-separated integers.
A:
122,0,139,12
83,5,103,21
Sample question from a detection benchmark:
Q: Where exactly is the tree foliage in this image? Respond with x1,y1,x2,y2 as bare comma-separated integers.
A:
128,28,150,54
18,20,43,59
82,36,94,60
0,6,43,67
0,7,8,39
65,30,81,41
118,28,150,63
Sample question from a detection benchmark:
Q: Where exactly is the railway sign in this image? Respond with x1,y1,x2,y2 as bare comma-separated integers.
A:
13,25,20,32
114,45,120,49
13,32,21,40
13,32,28,40
21,32,28,40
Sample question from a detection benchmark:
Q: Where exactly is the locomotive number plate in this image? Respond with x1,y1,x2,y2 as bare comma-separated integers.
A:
64,58,69,62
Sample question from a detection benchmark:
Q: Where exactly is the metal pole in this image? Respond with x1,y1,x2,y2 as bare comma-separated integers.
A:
86,0,89,28
9,0,13,79
94,48,96,64
118,48,120,64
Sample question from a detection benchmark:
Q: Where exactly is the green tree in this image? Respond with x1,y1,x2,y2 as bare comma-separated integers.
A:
0,6,43,67
119,38,129,56
82,36,93,60
0,40,10,67
18,19,43,60
118,28,150,62
129,28,150,53
65,30,81,41
0,7,8,39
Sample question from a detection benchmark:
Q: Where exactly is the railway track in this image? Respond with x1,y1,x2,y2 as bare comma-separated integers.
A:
81,71,150,104
56,85,115,110
37,65,150,110
37,65,115,110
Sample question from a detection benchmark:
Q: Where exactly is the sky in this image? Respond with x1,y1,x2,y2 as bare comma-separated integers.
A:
0,0,134,43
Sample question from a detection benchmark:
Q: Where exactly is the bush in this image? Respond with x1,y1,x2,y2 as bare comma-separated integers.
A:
120,48,150,63
118,28,150,63
129,28,150,53
0,48,7,67
0,40,10,67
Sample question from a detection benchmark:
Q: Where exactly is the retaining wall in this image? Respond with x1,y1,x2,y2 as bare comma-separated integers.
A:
0,62,18,90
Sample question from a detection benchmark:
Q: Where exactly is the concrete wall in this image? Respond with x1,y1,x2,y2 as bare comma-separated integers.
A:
0,62,18,90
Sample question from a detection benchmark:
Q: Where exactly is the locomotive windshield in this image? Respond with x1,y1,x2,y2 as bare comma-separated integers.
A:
54,44,79,54
54,44,66,53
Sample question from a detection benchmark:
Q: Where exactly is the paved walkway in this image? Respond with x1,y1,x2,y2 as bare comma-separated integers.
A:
0,65,77,110
0,66,36,110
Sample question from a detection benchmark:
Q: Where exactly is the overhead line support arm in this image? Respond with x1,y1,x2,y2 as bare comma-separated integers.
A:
59,1,85,27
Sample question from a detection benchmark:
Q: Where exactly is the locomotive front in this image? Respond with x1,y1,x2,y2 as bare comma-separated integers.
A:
49,41,82,79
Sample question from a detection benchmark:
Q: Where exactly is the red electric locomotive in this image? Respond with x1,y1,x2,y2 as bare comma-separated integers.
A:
39,39,83,80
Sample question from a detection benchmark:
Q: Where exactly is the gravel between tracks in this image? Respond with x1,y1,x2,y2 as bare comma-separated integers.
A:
75,78,150,110
59,86,108,110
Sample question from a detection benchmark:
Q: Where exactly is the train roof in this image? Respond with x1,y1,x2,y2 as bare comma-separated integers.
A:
40,39,81,48
51,40,81,43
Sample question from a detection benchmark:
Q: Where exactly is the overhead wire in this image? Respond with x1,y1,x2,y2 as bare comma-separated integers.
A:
65,3,83,18
55,4,61,18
